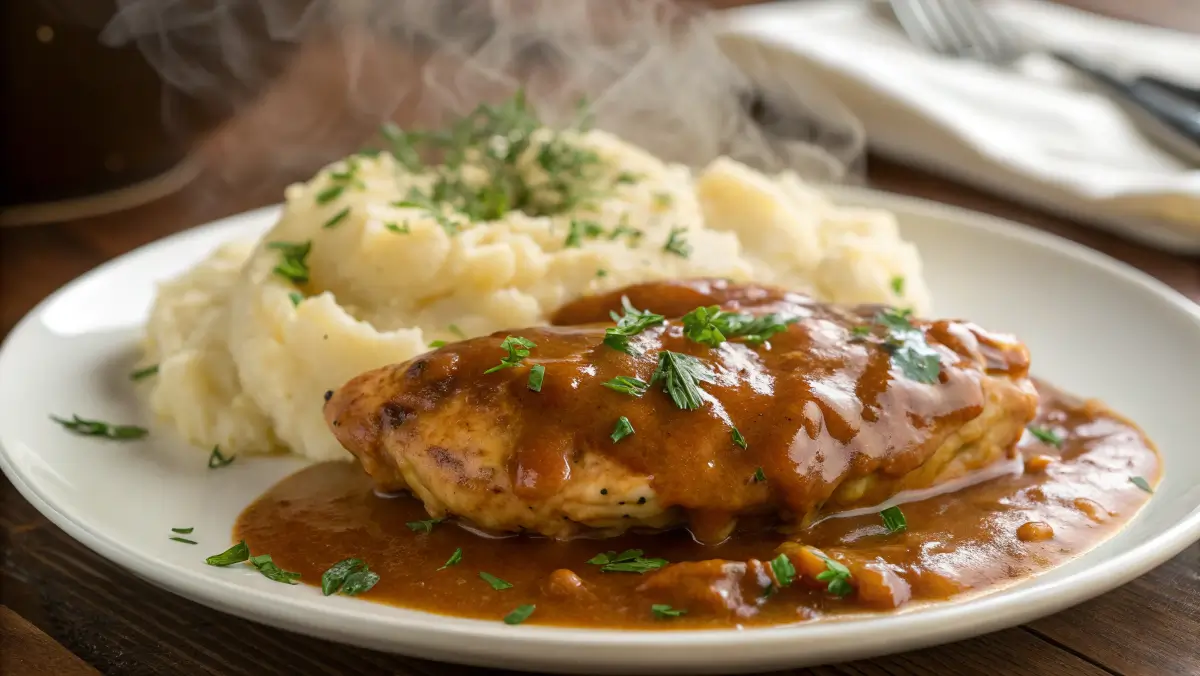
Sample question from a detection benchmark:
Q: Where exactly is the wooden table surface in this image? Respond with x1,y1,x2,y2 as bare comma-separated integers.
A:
2,1,1199,674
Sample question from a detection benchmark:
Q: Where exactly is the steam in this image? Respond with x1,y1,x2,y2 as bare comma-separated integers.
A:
100,0,863,193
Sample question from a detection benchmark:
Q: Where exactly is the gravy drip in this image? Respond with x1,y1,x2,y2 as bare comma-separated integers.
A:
236,380,1159,629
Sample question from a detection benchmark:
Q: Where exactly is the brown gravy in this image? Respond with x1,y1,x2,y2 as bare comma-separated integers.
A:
235,381,1159,629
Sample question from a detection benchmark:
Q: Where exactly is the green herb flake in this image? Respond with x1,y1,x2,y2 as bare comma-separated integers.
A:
880,506,907,533
503,604,536,625
651,604,686,619
428,340,447,349
753,467,766,483
602,375,649,397
340,570,381,596
484,336,537,374
315,184,345,205
850,325,872,338
596,269,608,278
890,276,905,295
480,572,513,591
1028,425,1063,448
321,558,367,596
866,308,942,384
611,416,635,443
129,364,159,381
171,527,194,534
267,240,312,284
438,547,463,570
208,446,235,469
603,296,665,355
815,553,853,597
205,541,250,567
323,206,351,229
650,351,716,411
615,172,640,184
731,426,747,449
385,221,410,234
1130,476,1154,494
588,549,668,574
770,553,796,589
528,364,546,392
663,227,691,258
564,219,605,248
250,554,301,585
406,518,445,533
288,292,303,307
681,305,728,348
51,415,147,440
170,537,198,545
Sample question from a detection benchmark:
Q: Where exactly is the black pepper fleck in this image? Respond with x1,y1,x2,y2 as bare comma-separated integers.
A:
637,497,646,505
323,390,334,401
600,488,608,495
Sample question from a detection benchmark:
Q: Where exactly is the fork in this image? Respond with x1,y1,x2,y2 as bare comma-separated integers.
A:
884,0,1200,166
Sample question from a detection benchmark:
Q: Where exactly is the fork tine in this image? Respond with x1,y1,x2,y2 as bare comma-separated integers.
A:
889,0,966,57
937,0,1019,64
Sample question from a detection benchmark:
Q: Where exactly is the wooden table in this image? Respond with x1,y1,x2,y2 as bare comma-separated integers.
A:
2,1,1198,674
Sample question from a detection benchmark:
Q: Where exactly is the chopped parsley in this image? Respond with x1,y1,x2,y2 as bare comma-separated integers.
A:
596,269,608,278
406,517,445,533
394,189,459,235
208,446,235,469
652,604,686,619
438,547,463,570
384,221,410,234
249,554,301,585
609,220,643,244
169,537,197,545
857,308,941,384
484,336,536,374
880,506,907,533
129,364,158,381
51,415,147,440
731,426,747,449
503,604,536,625
480,572,513,590
323,206,351,229
321,558,379,596
770,553,796,588
288,292,304,307
171,527,194,534
753,467,766,483
603,296,665,355
1028,425,1063,448
681,306,796,347
650,351,715,411
267,240,312,284
815,553,853,597
528,364,546,392
681,305,728,347
204,541,250,567
315,184,345,205
602,375,649,397
850,325,872,338
1130,476,1154,494
588,549,667,573
663,227,691,258
428,340,447,349
615,171,640,184
611,416,635,443
564,219,605,248
891,275,905,295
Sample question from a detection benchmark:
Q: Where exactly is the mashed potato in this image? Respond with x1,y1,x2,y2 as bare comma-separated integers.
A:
141,121,930,462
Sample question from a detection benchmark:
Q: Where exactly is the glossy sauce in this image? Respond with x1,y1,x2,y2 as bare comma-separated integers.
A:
236,380,1159,629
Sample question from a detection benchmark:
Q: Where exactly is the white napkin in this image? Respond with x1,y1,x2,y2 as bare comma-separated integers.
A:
718,0,1200,252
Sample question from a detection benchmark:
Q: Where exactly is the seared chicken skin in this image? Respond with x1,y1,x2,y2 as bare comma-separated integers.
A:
324,280,1037,541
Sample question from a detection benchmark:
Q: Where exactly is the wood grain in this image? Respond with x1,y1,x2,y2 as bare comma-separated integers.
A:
2,0,1199,674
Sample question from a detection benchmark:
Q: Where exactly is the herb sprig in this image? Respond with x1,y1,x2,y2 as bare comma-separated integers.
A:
650,351,715,411
484,336,536,374
587,549,667,574
855,308,941,384
603,297,665,355
51,415,147,440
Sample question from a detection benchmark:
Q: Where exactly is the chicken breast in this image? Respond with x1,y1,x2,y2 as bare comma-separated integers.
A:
324,279,1037,541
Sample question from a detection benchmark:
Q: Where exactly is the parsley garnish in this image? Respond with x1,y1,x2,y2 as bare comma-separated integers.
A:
130,364,158,381
650,351,715,411
171,527,194,534
588,549,668,574
288,292,303,307
51,415,147,440
880,506,907,533
731,426,747,449
602,376,649,397
681,307,796,347
850,325,872,338
503,604,536,625
484,336,536,374
753,467,766,483
891,275,905,295
609,220,643,244
663,227,691,258
611,416,635,443
323,206,351,229
204,541,249,566
681,305,728,347
615,171,640,184
321,558,379,596
428,340,447,349
406,518,444,533
1028,425,1063,448
208,446,235,469
480,572,513,590
770,553,796,589
528,364,546,392
438,547,463,570
170,537,197,545
250,554,301,585
384,221,410,234
1130,476,1154,493
564,219,605,248
652,604,686,619
860,308,941,384
267,241,312,284
815,553,853,597
596,269,608,278
315,184,345,205
603,297,665,355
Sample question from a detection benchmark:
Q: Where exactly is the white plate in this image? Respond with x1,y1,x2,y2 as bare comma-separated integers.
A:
2,187,1199,674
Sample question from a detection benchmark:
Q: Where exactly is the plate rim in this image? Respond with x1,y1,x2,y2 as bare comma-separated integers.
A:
3,186,1199,671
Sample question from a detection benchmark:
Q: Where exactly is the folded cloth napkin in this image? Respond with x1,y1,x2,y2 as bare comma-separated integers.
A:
718,0,1200,252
